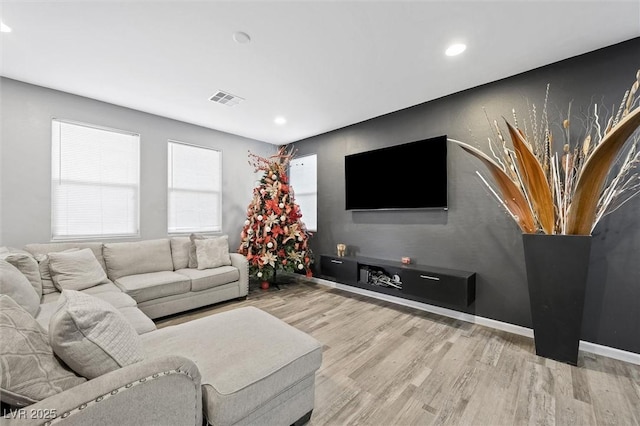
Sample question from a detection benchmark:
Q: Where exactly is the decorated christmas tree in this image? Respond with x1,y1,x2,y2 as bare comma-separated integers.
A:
238,147,313,286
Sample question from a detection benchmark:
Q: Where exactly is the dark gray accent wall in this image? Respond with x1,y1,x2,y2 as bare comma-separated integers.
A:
291,38,640,354
0,78,275,250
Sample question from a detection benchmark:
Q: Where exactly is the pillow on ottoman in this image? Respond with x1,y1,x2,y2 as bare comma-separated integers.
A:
49,290,144,379
48,248,108,291
0,295,86,406
0,260,40,316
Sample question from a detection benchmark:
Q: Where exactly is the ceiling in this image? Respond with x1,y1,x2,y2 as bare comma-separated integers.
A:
1,1,639,145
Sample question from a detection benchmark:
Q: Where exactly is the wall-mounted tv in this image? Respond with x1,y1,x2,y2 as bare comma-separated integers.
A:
345,135,447,210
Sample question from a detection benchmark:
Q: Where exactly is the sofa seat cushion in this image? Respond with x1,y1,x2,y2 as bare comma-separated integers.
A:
81,281,121,295
175,266,240,292
118,306,157,334
114,271,190,303
141,307,322,426
36,291,139,332
38,281,121,306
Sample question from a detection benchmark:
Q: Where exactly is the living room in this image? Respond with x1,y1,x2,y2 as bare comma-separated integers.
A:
1,1,640,425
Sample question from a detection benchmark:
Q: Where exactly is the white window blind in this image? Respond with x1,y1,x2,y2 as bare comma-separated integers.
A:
168,141,222,233
51,119,140,240
289,154,317,231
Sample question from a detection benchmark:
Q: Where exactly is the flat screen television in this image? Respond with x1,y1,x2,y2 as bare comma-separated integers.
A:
345,135,447,210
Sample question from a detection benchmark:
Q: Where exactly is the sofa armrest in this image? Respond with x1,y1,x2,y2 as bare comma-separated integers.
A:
229,253,249,296
4,356,202,426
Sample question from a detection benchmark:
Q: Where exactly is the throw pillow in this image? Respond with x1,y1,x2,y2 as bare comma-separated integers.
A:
49,290,144,379
0,295,86,406
0,260,40,317
188,234,230,269
170,236,191,270
48,248,108,291
195,236,232,270
34,248,80,295
4,253,43,298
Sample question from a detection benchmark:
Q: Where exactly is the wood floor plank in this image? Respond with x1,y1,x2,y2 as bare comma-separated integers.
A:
155,280,640,426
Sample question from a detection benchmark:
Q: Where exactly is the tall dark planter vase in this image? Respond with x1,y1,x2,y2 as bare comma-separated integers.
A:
522,233,592,366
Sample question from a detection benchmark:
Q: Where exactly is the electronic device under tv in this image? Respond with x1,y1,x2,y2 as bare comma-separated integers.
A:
345,135,448,210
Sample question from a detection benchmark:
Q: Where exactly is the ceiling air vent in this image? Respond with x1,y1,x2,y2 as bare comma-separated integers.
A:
209,90,244,107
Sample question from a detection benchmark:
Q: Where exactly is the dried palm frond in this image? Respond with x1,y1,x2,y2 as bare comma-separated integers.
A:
505,121,555,234
452,140,536,233
451,69,640,235
566,107,640,234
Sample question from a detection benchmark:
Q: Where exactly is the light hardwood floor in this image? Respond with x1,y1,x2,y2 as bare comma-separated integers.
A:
156,280,640,426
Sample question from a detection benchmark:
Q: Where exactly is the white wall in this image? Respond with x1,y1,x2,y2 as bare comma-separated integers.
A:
0,77,275,248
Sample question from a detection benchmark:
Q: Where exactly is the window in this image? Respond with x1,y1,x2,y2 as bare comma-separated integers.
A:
168,141,222,234
51,120,140,240
289,154,317,231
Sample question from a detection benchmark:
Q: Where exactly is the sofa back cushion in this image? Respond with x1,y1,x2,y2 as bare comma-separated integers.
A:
170,237,191,270
0,295,86,406
0,260,40,317
49,290,145,379
103,239,173,280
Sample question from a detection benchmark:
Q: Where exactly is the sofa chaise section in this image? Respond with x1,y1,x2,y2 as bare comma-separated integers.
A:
141,306,323,426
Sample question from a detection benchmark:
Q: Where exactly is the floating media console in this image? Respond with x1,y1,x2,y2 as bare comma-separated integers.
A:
320,255,476,310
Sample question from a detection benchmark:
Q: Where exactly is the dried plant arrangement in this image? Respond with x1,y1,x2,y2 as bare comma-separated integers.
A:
451,70,640,235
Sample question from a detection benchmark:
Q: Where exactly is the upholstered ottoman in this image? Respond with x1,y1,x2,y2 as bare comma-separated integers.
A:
140,307,323,426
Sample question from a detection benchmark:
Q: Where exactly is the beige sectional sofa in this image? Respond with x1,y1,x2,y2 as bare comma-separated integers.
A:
1,238,323,425
24,237,249,319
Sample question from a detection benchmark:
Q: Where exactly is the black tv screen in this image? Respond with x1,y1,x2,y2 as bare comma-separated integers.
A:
345,135,447,210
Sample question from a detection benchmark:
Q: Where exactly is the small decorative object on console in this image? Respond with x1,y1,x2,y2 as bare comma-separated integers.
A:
336,243,346,257
401,257,411,265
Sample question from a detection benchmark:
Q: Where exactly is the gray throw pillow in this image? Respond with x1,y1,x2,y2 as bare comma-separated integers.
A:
170,237,191,270
189,234,229,268
49,290,144,379
0,260,40,317
34,248,80,295
0,295,86,406
48,248,108,291
195,236,232,270
4,253,43,298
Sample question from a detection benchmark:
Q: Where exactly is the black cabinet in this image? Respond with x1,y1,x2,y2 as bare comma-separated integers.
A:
319,254,475,310
320,255,358,284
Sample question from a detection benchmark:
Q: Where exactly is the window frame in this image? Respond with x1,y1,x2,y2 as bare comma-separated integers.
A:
50,118,141,241
167,139,223,235
288,153,318,232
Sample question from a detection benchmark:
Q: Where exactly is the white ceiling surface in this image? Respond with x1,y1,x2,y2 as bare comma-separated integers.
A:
1,1,639,145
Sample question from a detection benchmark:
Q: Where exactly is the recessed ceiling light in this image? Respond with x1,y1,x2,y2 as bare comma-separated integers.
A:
233,31,251,44
445,43,466,57
274,116,287,125
0,22,12,33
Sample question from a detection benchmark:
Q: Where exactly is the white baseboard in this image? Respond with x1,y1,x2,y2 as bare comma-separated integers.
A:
307,276,640,366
